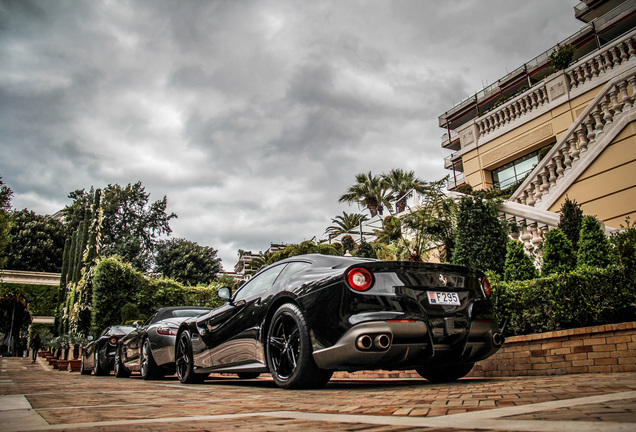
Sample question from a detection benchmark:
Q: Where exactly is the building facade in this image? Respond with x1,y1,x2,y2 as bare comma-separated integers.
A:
438,0,636,251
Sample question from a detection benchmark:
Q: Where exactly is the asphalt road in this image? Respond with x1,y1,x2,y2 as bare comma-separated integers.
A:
1,356,636,431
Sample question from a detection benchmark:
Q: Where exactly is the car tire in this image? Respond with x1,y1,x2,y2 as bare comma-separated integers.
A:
114,347,131,378
93,350,109,376
176,331,206,384
415,362,475,383
80,353,92,375
140,338,160,380
237,372,261,379
266,303,333,389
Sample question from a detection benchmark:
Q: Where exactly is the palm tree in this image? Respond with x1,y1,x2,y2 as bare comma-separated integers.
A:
324,212,369,238
339,172,390,217
382,168,427,214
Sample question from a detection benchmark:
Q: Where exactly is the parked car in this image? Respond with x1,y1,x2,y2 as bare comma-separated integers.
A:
175,254,505,389
81,325,135,376
114,306,213,380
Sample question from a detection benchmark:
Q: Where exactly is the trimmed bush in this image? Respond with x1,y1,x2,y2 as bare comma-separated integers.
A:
503,240,538,282
577,216,611,268
541,228,575,276
491,265,635,336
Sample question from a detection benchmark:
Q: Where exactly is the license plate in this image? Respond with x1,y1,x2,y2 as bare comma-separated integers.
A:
427,291,460,305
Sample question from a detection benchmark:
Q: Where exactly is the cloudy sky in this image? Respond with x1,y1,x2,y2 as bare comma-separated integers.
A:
0,0,584,270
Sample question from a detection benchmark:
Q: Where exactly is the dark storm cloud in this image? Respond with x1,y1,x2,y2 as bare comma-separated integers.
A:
0,0,583,268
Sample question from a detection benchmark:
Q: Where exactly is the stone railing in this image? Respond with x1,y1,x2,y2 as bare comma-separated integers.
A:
498,200,561,251
510,65,636,208
475,30,636,141
566,31,636,90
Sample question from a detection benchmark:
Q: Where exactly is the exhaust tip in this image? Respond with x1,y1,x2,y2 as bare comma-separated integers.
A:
374,334,391,350
493,333,505,347
356,335,373,350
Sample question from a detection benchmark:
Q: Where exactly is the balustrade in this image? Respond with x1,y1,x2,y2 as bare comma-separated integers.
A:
510,67,636,207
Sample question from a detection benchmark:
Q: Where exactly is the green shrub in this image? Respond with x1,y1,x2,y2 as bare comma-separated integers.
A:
558,197,583,251
452,196,508,273
541,229,575,276
503,240,538,282
577,216,611,268
492,265,635,336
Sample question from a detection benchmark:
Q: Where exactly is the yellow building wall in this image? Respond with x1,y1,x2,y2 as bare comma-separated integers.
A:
461,84,602,191
549,121,636,228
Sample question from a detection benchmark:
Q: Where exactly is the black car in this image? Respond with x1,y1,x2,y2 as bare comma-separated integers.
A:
175,254,504,389
81,325,135,376
114,306,213,380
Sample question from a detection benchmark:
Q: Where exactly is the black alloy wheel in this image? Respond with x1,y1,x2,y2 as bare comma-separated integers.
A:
175,331,205,384
80,353,91,375
415,362,475,383
114,347,131,378
140,338,160,380
93,350,109,376
266,303,332,389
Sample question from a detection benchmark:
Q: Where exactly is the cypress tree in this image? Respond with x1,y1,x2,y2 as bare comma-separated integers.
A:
558,197,583,251
541,228,575,276
577,216,611,268
503,240,538,281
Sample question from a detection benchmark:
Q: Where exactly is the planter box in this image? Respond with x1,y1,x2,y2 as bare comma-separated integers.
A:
68,359,82,372
55,360,69,370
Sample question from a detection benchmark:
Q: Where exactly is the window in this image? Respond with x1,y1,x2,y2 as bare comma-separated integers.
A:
492,150,541,190
234,264,287,301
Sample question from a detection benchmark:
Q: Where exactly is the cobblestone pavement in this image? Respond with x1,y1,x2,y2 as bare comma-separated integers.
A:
1,357,635,431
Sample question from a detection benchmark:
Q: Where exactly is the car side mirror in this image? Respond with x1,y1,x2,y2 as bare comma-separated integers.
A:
87,335,94,342
217,287,232,302
132,320,140,328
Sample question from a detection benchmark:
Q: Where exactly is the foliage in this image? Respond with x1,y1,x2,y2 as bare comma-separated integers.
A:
610,217,636,280
491,265,635,336
549,44,576,71
4,209,66,272
577,216,611,268
155,238,221,286
340,235,357,255
374,216,402,245
91,257,144,335
558,197,583,252
267,241,339,265
0,175,13,268
541,229,575,276
452,195,508,273
0,283,58,316
400,177,457,262
503,240,538,282
324,212,368,238
381,168,427,214
339,172,391,217
91,256,224,334
354,241,377,259
62,182,177,272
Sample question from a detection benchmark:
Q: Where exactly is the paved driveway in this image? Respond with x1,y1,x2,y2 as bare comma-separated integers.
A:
1,357,635,431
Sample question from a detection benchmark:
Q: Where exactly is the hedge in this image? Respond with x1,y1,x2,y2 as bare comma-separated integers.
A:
491,265,636,336
90,257,224,334
0,283,58,316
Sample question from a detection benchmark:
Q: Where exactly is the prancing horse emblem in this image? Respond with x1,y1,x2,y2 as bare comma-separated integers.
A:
438,274,448,286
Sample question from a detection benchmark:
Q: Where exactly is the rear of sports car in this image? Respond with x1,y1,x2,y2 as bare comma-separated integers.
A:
307,261,504,375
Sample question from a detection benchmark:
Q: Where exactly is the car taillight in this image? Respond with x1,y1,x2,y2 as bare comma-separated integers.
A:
157,326,177,336
346,267,374,292
481,276,491,297
108,336,118,346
